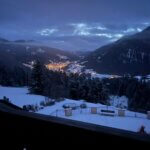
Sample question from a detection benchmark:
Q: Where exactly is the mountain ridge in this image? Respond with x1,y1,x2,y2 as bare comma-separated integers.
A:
84,26,150,75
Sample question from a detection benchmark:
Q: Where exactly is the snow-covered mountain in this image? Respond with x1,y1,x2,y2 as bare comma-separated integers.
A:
84,26,150,75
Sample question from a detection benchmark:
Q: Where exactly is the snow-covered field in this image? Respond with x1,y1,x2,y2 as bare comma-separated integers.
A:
0,86,45,107
67,61,121,79
67,61,150,81
135,75,150,82
37,99,150,133
0,86,150,133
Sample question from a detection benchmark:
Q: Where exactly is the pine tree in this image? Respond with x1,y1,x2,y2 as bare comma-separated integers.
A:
29,60,44,95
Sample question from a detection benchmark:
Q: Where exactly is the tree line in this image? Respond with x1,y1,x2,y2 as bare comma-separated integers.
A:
103,77,150,112
0,60,150,112
29,60,109,105
0,64,29,86
29,60,150,112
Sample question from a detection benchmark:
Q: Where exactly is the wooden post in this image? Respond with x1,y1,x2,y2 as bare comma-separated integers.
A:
118,109,125,117
91,107,97,114
147,111,150,119
65,108,72,117
80,108,82,114
56,109,58,117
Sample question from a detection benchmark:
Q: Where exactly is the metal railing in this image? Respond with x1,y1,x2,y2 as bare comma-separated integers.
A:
50,106,149,120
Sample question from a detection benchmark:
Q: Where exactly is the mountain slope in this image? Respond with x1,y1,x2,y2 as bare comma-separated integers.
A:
85,26,150,75
0,37,9,43
0,40,78,70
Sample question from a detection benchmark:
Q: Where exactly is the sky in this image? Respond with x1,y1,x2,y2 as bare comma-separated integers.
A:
0,0,150,51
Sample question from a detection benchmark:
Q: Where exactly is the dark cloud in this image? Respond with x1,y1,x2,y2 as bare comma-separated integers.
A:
0,0,150,50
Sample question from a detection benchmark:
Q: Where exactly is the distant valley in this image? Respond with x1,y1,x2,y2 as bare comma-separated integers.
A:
1,26,150,77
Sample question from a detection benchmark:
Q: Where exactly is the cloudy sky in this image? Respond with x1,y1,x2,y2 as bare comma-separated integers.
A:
0,0,150,51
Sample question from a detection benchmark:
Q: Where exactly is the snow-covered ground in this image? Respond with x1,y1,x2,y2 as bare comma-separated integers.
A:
135,75,150,82
67,61,150,81
37,99,150,133
67,61,84,74
0,86,45,107
57,54,68,60
67,61,150,82
67,61,121,79
0,86,150,133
